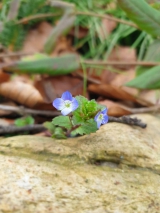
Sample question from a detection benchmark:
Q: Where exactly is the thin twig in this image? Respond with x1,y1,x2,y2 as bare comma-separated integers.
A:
128,105,160,114
16,13,61,25
0,124,46,135
108,116,147,128
0,51,32,58
83,60,160,67
0,104,60,116
76,11,138,29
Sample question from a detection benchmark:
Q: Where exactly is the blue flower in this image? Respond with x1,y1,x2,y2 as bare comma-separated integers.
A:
53,91,79,115
94,108,108,129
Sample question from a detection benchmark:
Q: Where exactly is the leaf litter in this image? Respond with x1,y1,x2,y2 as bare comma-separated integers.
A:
0,0,158,136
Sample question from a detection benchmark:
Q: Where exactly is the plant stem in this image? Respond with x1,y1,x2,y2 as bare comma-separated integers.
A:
75,11,138,29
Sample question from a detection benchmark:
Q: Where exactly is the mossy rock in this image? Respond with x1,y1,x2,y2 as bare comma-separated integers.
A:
0,114,160,212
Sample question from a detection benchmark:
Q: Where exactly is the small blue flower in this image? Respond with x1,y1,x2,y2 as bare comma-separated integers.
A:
94,108,108,129
53,91,79,115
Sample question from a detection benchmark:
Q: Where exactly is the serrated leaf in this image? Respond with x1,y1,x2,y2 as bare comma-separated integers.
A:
126,66,160,89
73,96,103,123
117,0,160,37
52,116,72,130
43,122,55,134
4,54,80,75
71,119,97,136
52,127,67,139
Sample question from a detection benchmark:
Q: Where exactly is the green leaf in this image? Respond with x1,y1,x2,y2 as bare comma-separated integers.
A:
52,127,67,139
73,96,105,124
137,40,160,75
14,116,34,127
43,122,55,134
71,119,97,136
52,116,72,130
125,66,160,89
117,0,160,37
4,54,80,75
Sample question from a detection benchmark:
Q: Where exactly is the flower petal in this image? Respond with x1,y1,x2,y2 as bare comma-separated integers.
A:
96,117,102,129
94,112,102,129
102,115,108,124
94,111,101,122
61,106,72,115
53,98,64,110
101,108,107,115
61,91,72,101
71,98,79,111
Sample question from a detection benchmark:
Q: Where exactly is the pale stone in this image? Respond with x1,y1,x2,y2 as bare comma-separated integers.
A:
0,114,160,212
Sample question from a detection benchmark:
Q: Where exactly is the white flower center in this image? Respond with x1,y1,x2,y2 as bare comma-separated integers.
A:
64,100,71,108
99,114,103,120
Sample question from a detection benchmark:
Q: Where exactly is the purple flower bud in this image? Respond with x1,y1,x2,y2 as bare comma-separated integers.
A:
52,91,79,115
94,108,108,129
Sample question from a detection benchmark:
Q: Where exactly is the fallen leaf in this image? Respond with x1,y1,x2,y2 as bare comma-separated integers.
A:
51,36,75,56
0,70,10,83
0,118,14,126
99,18,117,39
88,83,153,106
110,69,137,96
22,21,53,54
98,99,131,116
35,75,84,103
108,46,136,69
70,26,89,39
139,90,159,105
0,81,44,108
109,46,136,62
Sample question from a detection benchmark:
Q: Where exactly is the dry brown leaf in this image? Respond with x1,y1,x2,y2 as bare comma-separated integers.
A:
139,90,159,105
0,118,14,126
99,18,117,39
110,70,158,106
100,70,117,84
88,83,153,106
110,69,137,96
0,70,10,83
51,36,75,56
109,46,136,62
35,75,84,103
0,81,44,108
98,99,131,116
70,26,88,39
22,21,53,54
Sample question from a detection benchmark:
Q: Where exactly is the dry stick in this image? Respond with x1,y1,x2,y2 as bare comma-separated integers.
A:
0,116,146,135
16,13,61,24
129,105,160,114
0,124,46,135
0,104,60,116
0,51,33,58
16,11,138,28
109,116,147,128
76,11,138,29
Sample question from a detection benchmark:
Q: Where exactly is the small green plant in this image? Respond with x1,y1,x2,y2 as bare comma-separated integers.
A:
14,115,34,127
44,91,108,139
